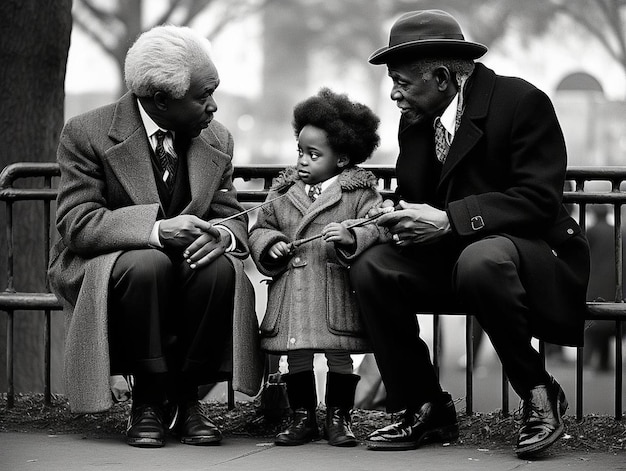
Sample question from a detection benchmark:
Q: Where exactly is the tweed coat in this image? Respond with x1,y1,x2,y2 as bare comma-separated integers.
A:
395,63,590,346
48,92,263,413
249,166,383,353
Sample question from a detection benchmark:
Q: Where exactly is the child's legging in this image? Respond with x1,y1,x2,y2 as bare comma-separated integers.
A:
287,349,353,375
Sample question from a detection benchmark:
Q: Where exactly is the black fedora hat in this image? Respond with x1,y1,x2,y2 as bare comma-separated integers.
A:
369,10,488,65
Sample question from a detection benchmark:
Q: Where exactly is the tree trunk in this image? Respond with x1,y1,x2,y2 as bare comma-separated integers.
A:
0,0,72,394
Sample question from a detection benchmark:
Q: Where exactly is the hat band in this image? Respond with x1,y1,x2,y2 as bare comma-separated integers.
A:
391,32,465,46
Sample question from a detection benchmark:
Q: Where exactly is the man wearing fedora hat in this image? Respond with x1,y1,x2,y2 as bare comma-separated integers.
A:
350,10,589,458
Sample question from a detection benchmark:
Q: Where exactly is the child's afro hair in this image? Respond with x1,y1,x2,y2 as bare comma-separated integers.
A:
292,87,380,165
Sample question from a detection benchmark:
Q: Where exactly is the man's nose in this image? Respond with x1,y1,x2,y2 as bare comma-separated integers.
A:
390,86,401,101
206,96,217,112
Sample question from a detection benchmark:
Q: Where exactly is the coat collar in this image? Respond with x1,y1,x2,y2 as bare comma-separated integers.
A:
105,93,227,215
272,166,377,237
438,63,495,184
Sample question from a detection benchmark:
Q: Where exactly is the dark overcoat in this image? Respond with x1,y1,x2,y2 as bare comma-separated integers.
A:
48,93,263,412
396,63,590,346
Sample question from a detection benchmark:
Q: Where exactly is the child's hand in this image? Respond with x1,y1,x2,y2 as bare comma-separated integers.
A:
268,241,292,259
322,222,355,246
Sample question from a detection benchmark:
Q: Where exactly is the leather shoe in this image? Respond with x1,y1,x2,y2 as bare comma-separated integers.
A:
515,377,568,458
275,408,320,446
126,403,165,448
177,401,222,445
366,392,459,450
325,407,358,447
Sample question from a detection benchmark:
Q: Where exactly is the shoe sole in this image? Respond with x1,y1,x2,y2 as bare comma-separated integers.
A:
127,437,164,448
515,423,564,458
366,424,459,451
180,435,222,445
328,437,359,447
274,435,320,446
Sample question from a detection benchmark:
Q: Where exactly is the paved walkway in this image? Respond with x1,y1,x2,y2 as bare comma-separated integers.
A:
1,432,624,471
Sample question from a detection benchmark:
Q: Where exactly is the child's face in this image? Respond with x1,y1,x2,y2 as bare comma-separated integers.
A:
296,125,348,185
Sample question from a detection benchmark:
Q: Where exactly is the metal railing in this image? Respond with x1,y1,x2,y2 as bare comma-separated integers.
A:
1,163,625,420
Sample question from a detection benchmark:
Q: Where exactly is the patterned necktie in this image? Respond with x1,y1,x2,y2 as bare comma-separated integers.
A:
434,116,451,164
154,130,178,191
307,183,322,201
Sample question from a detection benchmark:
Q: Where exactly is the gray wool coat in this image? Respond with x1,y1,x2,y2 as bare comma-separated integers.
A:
249,166,383,353
48,93,263,413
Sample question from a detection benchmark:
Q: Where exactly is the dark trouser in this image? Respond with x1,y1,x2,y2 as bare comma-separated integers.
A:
350,236,549,412
108,248,235,404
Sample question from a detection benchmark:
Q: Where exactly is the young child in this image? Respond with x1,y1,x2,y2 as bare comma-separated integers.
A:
249,88,382,447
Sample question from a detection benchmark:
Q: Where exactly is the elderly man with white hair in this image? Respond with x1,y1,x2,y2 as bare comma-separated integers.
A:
49,25,262,448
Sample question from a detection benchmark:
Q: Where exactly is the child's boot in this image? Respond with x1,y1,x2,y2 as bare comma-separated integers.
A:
324,372,360,447
275,371,319,446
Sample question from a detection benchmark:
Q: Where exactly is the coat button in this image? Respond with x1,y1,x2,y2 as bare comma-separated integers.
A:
289,337,296,345
567,228,574,235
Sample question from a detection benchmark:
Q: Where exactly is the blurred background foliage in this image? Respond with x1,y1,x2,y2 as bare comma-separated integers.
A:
68,0,626,166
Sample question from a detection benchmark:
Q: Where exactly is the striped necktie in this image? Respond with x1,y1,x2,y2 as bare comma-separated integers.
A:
433,117,451,164
308,183,322,201
154,130,178,191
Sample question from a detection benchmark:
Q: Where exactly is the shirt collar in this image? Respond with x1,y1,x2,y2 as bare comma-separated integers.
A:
136,98,175,142
306,174,338,194
439,93,459,138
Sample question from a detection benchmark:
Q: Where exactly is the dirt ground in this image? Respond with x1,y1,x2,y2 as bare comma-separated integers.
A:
1,393,625,454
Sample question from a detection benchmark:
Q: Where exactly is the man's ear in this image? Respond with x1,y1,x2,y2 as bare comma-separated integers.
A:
153,91,169,111
337,154,350,168
433,66,453,92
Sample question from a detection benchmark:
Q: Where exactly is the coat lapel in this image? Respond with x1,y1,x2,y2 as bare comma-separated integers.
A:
439,64,495,188
297,180,343,238
184,132,225,216
286,180,311,218
105,93,161,207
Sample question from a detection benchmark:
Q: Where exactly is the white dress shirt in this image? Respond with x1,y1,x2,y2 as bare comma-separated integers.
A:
136,100,235,251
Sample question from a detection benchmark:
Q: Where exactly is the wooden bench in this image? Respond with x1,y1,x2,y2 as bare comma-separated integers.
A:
1,162,625,419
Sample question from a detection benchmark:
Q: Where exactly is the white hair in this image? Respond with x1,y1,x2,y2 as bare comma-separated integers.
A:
124,25,213,99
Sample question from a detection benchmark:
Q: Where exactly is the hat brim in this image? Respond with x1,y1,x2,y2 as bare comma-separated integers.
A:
368,39,488,65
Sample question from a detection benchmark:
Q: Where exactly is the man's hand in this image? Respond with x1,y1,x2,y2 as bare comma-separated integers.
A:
158,215,220,250
322,222,355,247
183,226,231,269
367,199,396,218
376,200,450,245
267,241,292,260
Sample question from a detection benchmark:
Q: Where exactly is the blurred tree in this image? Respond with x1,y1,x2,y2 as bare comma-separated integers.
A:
256,0,387,163
73,0,274,96
0,0,72,392
390,0,626,88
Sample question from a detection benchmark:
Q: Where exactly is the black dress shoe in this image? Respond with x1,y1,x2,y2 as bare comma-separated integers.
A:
275,408,320,446
366,392,459,450
515,377,568,458
126,403,165,448
177,401,222,445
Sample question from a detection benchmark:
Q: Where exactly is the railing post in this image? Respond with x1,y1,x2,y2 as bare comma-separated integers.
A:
7,309,14,408
465,315,474,416
432,314,441,380
4,200,15,408
43,176,52,405
501,371,509,417
576,346,584,420
44,309,51,405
